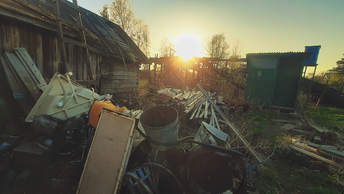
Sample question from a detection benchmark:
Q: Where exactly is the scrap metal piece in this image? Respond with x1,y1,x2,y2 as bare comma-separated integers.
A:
308,142,344,159
76,110,135,194
196,84,264,163
184,92,216,114
203,122,228,142
25,73,104,122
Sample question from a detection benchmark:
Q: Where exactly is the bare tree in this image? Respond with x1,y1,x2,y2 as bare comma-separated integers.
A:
228,38,244,69
100,0,150,56
159,37,176,57
203,33,230,59
230,38,244,59
99,5,109,20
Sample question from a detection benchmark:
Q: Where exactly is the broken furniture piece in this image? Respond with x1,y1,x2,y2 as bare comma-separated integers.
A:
76,109,135,194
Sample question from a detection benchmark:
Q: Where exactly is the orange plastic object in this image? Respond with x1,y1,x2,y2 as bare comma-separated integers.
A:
88,100,128,128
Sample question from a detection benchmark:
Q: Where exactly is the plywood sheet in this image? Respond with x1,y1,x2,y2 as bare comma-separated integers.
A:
77,110,135,194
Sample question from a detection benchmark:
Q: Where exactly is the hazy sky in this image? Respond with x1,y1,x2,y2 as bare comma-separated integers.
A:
78,0,344,73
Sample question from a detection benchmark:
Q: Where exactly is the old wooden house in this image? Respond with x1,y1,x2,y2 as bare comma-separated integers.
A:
0,0,150,101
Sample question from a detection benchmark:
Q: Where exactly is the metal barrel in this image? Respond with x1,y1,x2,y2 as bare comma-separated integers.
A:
139,106,179,151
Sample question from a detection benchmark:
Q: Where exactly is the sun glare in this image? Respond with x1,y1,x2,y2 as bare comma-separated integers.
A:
174,34,201,60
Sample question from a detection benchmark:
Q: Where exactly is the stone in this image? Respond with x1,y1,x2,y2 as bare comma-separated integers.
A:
281,124,296,130
16,170,30,180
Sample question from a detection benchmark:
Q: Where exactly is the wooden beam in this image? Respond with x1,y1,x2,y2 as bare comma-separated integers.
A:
36,33,43,75
62,37,96,54
59,0,80,12
72,0,94,80
53,0,74,77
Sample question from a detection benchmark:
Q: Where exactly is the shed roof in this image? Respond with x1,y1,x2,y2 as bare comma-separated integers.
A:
0,0,150,64
247,52,312,59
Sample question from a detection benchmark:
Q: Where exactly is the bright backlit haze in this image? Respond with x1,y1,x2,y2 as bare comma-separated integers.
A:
173,34,201,59
77,0,344,73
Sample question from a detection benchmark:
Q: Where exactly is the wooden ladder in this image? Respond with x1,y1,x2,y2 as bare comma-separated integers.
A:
53,0,94,81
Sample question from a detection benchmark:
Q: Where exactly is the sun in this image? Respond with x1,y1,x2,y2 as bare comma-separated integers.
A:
174,34,201,60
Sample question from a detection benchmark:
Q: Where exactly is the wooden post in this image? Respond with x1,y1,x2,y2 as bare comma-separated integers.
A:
185,62,187,83
148,63,151,82
72,0,93,80
303,66,307,77
153,63,156,82
53,0,73,77
198,64,200,82
160,63,163,82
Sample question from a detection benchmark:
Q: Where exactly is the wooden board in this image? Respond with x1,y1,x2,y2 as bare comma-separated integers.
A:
14,48,47,91
0,55,35,115
5,52,42,101
77,110,135,194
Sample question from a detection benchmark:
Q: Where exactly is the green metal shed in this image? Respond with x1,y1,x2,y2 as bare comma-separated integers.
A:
245,52,311,110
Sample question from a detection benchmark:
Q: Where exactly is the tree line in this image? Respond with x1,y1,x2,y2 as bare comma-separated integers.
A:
100,0,243,62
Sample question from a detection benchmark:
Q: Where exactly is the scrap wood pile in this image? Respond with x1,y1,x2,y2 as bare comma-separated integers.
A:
279,118,344,174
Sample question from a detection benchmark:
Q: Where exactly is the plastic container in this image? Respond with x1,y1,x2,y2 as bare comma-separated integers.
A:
304,45,321,65
88,100,127,128
139,106,179,151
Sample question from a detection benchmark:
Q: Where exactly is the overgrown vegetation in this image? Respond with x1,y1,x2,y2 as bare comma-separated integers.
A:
239,108,344,194
305,106,344,129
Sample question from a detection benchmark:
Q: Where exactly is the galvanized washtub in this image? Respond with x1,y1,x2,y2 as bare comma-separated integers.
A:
139,106,179,151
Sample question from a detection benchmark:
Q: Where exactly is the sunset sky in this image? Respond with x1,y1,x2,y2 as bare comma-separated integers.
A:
78,0,344,73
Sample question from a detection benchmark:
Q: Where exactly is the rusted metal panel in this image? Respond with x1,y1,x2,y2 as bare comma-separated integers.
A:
77,110,135,194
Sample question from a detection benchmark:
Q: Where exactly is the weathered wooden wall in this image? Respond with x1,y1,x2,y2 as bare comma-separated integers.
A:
100,57,139,94
0,18,100,82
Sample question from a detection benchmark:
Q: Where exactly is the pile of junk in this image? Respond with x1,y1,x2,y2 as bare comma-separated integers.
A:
0,49,264,194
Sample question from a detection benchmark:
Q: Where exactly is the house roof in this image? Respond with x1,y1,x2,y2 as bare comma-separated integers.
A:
0,0,150,64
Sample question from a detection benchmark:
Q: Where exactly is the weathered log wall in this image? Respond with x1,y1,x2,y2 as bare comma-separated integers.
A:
100,57,139,94
0,18,100,82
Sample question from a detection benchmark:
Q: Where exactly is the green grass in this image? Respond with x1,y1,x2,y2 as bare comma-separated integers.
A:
254,163,280,194
245,110,292,148
305,106,344,129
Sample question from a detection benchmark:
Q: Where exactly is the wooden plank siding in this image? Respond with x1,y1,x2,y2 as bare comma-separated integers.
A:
0,19,99,82
0,18,140,96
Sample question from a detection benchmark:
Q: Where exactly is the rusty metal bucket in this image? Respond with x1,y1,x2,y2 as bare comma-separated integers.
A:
139,106,179,151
